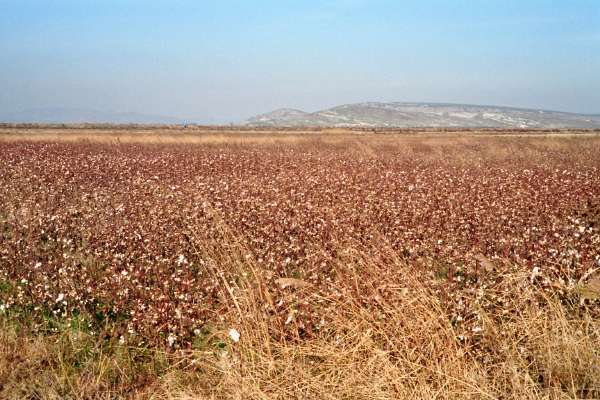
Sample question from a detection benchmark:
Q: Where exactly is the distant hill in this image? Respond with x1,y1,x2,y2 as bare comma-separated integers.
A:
0,108,184,124
246,102,600,128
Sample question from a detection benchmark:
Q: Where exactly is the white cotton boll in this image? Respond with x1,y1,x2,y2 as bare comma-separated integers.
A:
167,333,176,347
228,328,240,343
530,267,541,282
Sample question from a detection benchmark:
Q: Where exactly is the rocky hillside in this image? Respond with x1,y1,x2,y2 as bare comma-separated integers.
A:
246,102,600,128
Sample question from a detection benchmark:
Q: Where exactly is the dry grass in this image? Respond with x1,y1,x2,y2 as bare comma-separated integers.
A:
1,126,599,146
0,128,311,146
2,231,599,399
1,130,600,399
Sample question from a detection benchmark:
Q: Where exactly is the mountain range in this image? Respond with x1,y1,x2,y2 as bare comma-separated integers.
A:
245,102,600,129
2,103,599,128
0,108,184,124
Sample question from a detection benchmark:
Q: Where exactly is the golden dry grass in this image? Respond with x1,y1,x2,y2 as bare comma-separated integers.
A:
2,225,599,399
1,126,599,147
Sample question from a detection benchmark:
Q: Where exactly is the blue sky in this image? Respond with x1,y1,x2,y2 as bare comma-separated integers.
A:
1,0,599,122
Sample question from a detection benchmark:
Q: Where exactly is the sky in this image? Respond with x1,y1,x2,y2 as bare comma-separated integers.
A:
1,0,599,123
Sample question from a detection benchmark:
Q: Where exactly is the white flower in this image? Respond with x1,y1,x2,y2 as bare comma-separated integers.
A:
56,293,64,302
228,328,240,343
472,326,483,333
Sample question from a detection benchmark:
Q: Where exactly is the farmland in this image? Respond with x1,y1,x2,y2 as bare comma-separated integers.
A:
1,129,600,399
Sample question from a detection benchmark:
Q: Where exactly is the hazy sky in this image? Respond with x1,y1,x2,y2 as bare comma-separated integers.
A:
1,0,599,122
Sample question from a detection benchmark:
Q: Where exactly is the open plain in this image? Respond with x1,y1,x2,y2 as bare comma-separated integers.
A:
1,128,599,399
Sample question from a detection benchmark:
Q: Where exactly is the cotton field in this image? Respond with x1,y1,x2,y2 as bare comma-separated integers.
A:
1,134,599,348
